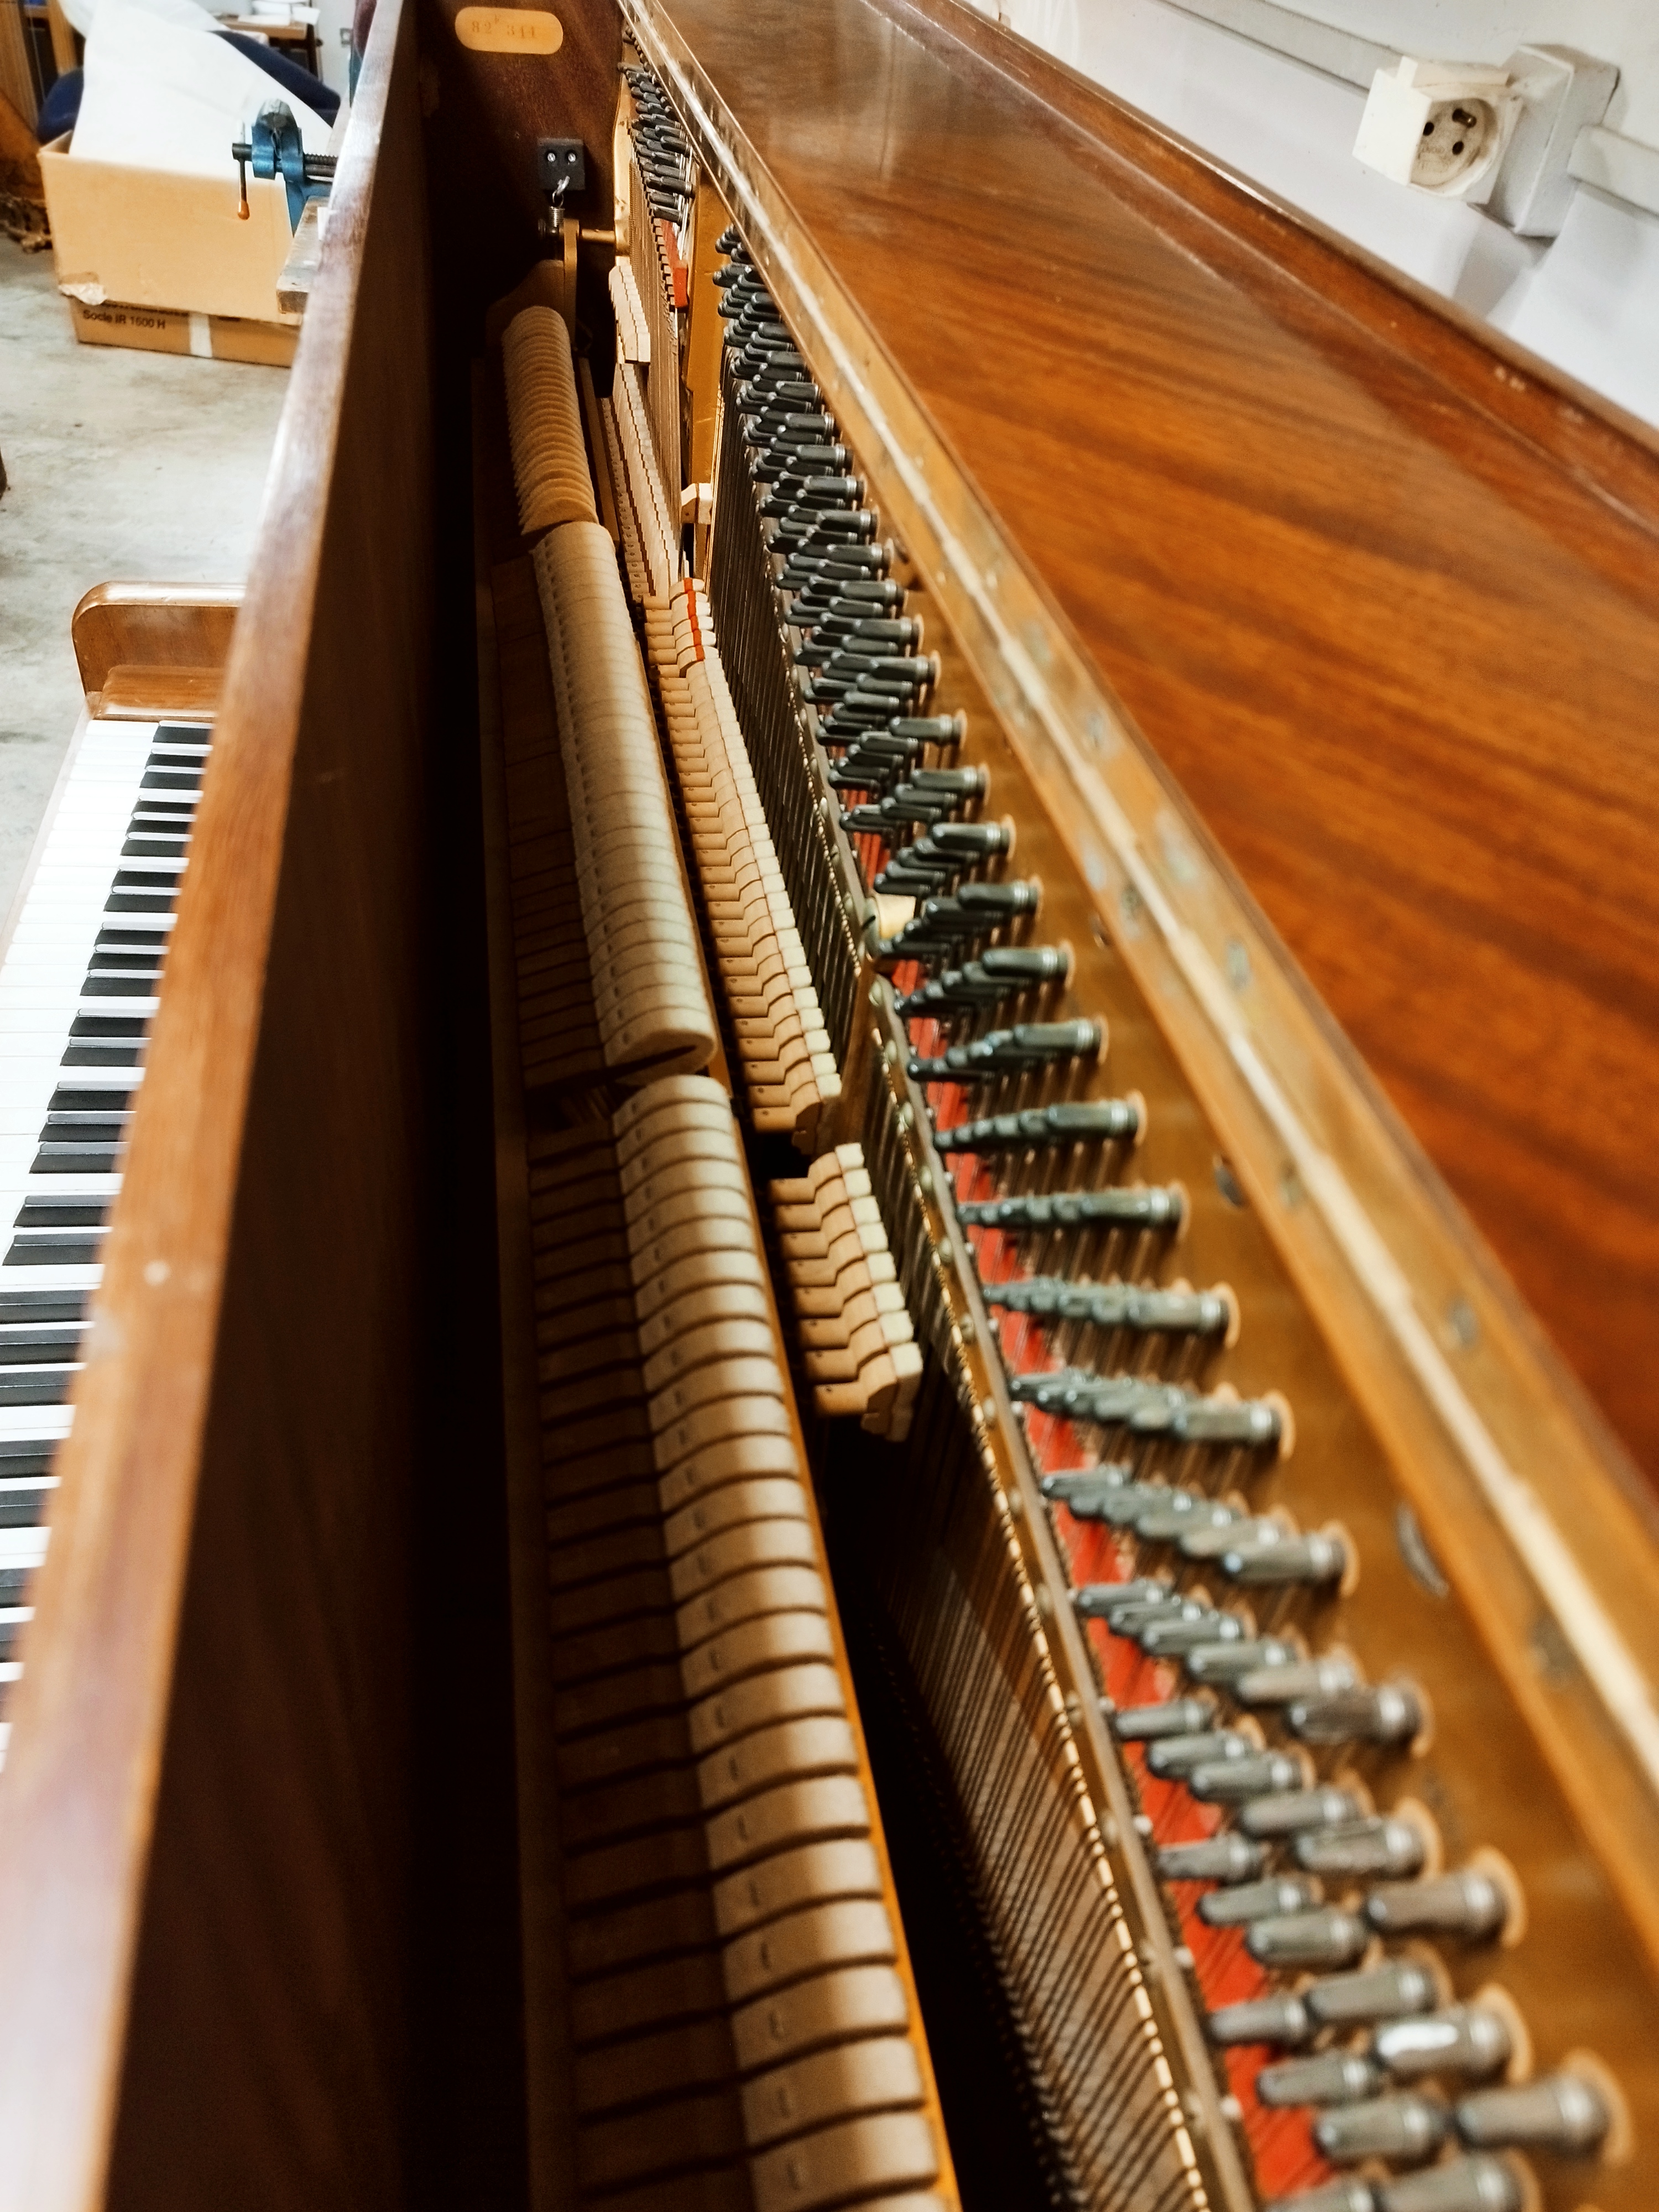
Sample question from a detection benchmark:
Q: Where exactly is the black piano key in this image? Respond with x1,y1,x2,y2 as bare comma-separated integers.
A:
68,1016,147,1042
14,1199,110,1229
61,1042,145,1066
0,1291,87,1325
49,1088,135,1115
3,1234,106,1265
126,812,196,836
0,1328,83,1364
0,1368,77,1406
80,975,160,998
104,891,176,915
0,1610,33,1660
0,1477,56,1530
0,1438,62,1473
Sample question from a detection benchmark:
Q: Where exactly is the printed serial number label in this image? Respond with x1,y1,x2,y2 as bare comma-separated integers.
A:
455,5,562,50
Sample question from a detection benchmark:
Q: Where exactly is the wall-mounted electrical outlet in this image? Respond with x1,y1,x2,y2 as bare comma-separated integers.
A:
1353,57,1516,205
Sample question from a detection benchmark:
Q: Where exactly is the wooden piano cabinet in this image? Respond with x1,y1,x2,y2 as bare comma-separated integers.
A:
0,0,444,2203
645,0,1659,1495
70,583,243,724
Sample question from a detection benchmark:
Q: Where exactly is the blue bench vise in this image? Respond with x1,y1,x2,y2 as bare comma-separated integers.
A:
232,100,337,232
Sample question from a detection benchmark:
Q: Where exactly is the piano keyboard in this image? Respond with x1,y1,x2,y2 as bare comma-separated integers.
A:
0,714,208,1760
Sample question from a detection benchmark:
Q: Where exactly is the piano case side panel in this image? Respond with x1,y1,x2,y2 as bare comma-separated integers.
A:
0,2,441,2207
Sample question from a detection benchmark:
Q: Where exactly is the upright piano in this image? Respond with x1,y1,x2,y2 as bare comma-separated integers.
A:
0,1,1653,2209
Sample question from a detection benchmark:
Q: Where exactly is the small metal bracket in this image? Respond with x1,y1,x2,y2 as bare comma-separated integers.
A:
537,137,587,218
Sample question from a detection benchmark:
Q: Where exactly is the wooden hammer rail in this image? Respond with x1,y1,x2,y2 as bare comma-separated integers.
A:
642,579,840,1146
526,1074,958,2212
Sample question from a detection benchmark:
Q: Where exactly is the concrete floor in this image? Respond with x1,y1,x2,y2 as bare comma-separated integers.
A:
0,239,288,922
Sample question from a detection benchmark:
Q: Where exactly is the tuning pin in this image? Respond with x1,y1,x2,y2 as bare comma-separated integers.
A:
933,1097,1140,1154
1112,1696,1214,1742
1234,1652,1360,1706
1185,1636,1300,1687
1039,1468,1146,1522
1372,2006,1513,2084
1246,1905,1370,1971
1156,1832,1265,1885
1138,1608,1245,1659
1240,1785,1363,1839
1071,1578,1169,1623
1288,1683,1424,1748
1294,1818,1427,1882
1114,1594,1197,1639
1200,1875,1321,1929
1187,1750,1307,1803
907,1018,1100,1083
1373,2157,1525,2212
1145,1729,1253,1781
1455,2070,1611,2155
890,712,965,747
1263,2181,1378,2212
1136,1495,1239,1543
1218,1527,1350,1588
1306,1959,1441,2030
987,1284,1228,1342
1176,1514,1277,1562
963,1183,1183,1235
901,945,1068,1010
1258,2050,1385,2109
1366,1868,1510,1943
1316,2094,1451,2165
1208,1991,1312,2048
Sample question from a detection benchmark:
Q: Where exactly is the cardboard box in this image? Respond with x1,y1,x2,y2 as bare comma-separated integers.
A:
38,131,302,331
67,297,297,366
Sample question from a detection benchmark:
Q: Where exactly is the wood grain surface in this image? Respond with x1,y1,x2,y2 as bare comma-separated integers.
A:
656,0,1659,1490
70,583,242,708
0,2,439,2204
424,0,621,291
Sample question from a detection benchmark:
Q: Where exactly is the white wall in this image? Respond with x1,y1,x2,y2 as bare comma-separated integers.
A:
986,0,1659,427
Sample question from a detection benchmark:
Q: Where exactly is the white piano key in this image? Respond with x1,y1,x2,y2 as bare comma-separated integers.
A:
19,1176,121,1202
0,1267,102,1297
0,1406,73,1443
